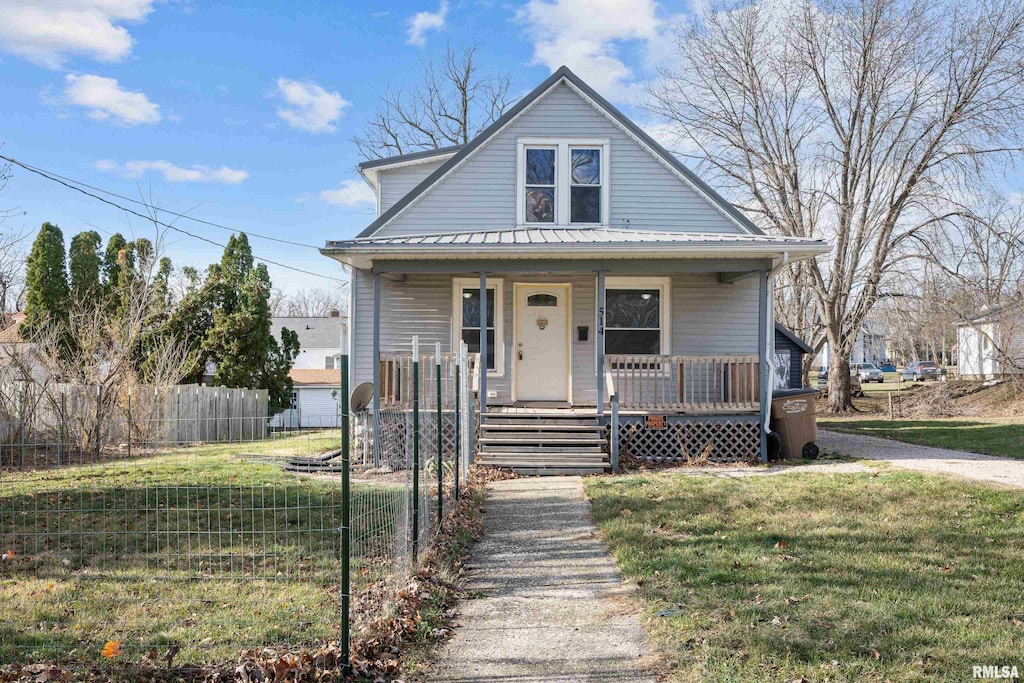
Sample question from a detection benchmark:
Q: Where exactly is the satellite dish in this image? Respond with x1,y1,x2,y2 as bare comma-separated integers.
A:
350,382,374,412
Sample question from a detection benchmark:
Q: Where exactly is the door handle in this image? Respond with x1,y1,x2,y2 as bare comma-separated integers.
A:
519,350,523,360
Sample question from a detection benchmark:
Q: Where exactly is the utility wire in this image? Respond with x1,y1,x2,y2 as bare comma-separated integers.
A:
1,154,320,250
1,153,348,285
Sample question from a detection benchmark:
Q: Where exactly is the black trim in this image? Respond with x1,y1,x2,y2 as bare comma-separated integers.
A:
353,66,766,239
774,323,813,354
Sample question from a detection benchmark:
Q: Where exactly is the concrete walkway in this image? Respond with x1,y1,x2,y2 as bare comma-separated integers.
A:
820,429,1024,488
428,477,656,683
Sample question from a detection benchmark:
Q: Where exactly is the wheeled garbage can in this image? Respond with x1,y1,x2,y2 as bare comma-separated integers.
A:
770,388,820,460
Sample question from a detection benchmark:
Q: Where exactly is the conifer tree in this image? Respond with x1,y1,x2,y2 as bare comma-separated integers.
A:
20,222,69,340
68,230,102,302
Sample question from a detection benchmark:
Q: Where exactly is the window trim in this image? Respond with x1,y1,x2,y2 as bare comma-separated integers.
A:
452,277,505,377
517,138,610,227
602,276,672,356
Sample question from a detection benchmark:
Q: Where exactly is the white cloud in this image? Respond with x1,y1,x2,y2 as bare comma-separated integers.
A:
63,74,161,125
319,180,376,207
517,0,664,102
96,159,249,184
275,78,349,134
0,0,155,68
406,0,448,46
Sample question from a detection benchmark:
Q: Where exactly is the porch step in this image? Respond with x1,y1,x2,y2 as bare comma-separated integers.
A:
476,411,610,474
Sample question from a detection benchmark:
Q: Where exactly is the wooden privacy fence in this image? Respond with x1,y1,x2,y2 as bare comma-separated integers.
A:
605,354,760,412
0,381,269,450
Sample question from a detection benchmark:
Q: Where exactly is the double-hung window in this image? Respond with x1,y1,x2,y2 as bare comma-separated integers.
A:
518,139,609,226
603,277,671,357
453,278,504,375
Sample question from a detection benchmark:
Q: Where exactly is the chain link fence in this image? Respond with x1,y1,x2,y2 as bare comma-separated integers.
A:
0,338,477,675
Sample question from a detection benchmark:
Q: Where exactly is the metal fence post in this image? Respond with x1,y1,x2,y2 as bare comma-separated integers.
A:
58,389,66,466
127,388,132,459
95,384,101,461
610,392,620,473
339,352,352,675
454,343,461,502
436,343,443,524
411,335,420,565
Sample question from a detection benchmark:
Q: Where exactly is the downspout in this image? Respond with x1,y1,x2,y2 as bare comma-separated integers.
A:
763,252,789,451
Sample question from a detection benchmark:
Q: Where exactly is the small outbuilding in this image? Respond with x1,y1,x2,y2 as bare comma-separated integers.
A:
774,323,814,389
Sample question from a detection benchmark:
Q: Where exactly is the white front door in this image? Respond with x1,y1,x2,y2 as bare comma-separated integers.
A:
514,284,570,402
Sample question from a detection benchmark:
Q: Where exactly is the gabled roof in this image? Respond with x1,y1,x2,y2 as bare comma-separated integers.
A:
354,65,766,239
957,299,1024,325
0,312,26,344
775,323,814,354
290,369,341,387
357,145,462,190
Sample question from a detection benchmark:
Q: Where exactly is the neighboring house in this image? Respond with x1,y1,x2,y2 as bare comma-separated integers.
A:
0,313,48,384
814,320,889,369
775,324,813,390
321,67,830,469
269,312,348,428
956,302,1024,379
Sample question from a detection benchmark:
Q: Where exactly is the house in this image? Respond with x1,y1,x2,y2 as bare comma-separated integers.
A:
814,320,888,369
775,324,813,389
269,312,348,428
956,302,1024,379
0,312,49,384
321,67,830,470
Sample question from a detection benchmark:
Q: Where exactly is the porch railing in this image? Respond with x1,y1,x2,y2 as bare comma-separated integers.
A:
605,354,760,413
379,352,480,408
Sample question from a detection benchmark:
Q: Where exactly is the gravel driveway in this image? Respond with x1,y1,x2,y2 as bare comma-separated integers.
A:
820,429,1024,488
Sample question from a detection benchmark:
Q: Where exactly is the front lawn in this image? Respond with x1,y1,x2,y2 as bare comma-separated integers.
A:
0,435,403,666
586,470,1024,682
819,417,1024,460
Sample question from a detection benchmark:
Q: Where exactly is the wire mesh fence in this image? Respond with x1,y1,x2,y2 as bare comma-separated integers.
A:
0,338,477,674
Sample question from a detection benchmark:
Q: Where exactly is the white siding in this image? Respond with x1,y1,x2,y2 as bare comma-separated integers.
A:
350,268,760,406
292,347,342,369
298,388,339,427
377,160,446,215
376,83,743,236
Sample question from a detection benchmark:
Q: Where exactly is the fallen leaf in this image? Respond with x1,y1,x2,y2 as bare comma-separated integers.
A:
2,550,15,560
774,540,789,549
620,508,632,517
869,647,881,660
100,640,122,658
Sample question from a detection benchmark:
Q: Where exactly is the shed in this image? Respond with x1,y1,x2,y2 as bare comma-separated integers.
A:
774,324,813,389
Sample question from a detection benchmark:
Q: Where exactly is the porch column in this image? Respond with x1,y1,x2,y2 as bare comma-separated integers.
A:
372,271,381,465
758,270,770,463
596,269,606,417
479,272,488,417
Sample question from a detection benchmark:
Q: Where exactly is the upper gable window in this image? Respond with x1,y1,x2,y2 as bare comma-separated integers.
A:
518,138,609,226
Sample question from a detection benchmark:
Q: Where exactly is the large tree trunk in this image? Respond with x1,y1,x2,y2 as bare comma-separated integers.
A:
827,354,855,413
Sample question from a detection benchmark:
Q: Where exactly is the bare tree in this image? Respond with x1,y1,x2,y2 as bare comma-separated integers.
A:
650,0,1024,411
353,42,514,159
0,157,29,326
270,286,348,318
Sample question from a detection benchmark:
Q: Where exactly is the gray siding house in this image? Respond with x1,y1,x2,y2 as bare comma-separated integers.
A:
322,67,829,471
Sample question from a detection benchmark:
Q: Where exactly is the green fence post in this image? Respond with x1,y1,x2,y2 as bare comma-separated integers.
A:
58,389,66,466
454,344,461,502
436,342,443,524
339,353,351,675
127,389,132,460
412,336,420,565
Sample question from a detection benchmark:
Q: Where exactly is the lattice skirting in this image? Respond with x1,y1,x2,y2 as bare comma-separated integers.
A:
618,416,760,464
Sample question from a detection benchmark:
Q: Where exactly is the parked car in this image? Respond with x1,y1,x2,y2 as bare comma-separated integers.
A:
880,363,897,373
816,367,865,397
898,360,947,382
854,363,885,383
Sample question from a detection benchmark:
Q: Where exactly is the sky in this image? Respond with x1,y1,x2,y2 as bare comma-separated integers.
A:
1,0,693,293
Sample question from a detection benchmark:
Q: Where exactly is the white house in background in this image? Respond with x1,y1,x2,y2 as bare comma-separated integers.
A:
269,312,348,428
814,320,889,369
0,313,50,384
956,302,1024,379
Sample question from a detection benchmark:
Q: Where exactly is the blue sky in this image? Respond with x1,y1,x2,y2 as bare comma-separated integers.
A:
2,0,690,292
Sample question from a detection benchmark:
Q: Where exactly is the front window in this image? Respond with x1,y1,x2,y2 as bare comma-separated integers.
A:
603,277,670,356
519,139,608,226
453,278,504,374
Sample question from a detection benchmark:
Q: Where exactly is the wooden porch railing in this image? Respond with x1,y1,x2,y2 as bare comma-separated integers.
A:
605,354,760,413
379,351,480,408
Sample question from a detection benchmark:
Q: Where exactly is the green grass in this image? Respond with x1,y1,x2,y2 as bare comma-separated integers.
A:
0,434,403,666
586,470,1024,682
819,417,1024,460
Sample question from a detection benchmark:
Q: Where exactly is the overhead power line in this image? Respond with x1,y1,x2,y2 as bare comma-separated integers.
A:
1,153,348,286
